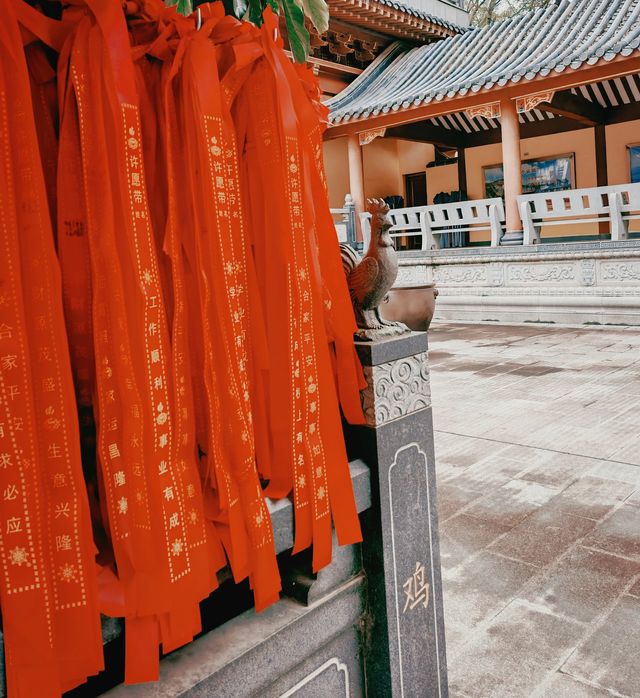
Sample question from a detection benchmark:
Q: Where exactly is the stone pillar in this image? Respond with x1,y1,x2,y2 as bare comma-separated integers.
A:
348,133,366,244
595,124,609,237
457,146,467,199
500,97,524,245
347,332,448,698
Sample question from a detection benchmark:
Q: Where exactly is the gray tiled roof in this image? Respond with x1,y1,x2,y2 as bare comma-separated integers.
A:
328,0,640,123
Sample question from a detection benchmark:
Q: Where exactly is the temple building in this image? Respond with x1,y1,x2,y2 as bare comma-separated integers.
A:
309,0,467,98
322,0,640,325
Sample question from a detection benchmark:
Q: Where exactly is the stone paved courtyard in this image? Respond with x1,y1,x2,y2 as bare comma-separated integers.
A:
430,322,640,698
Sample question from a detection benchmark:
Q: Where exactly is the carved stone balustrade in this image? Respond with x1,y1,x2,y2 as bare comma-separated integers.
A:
396,240,640,326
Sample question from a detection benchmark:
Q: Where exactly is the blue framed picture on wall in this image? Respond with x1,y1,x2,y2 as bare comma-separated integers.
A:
483,153,575,198
629,144,640,183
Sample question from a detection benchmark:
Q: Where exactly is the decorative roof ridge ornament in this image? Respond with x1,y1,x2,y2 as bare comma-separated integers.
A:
359,127,386,146
466,101,501,120
516,91,555,113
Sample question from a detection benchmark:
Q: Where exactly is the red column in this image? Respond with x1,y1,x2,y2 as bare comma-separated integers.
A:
500,97,524,244
348,133,366,242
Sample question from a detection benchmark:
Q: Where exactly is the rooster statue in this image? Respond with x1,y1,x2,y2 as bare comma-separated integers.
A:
340,198,410,341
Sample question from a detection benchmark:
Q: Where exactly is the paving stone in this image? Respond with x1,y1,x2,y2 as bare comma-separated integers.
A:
442,552,537,637
524,425,626,462
488,505,596,568
442,621,468,658
510,365,564,377
522,546,640,623
608,441,640,466
436,436,509,472
627,577,640,598
436,461,467,483
519,451,593,489
447,360,491,373
462,479,559,527
428,349,454,365
472,362,521,376
587,462,640,488
434,430,466,458
437,484,485,523
581,504,640,561
623,489,640,508
483,413,565,444
562,595,640,697
498,443,549,465
452,457,531,493
429,323,640,697
537,672,619,697
554,477,636,521
440,514,510,570
449,600,584,698
440,414,518,442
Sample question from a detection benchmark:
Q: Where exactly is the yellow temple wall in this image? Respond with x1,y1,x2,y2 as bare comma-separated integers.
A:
323,137,351,209
396,139,435,181
426,163,459,203
362,138,403,199
323,137,434,208
606,120,640,185
606,119,640,234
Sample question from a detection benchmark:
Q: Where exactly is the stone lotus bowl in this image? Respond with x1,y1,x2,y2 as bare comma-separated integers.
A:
380,283,439,332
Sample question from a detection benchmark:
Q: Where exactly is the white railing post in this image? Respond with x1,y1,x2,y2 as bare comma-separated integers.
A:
610,191,628,241
520,199,539,245
489,203,502,247
419,207,436,251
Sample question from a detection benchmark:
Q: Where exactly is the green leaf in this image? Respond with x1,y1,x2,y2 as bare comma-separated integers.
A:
281,0,310,63
266,0,280,14
300,0,328,35
165,0,194,16
247,0,264,26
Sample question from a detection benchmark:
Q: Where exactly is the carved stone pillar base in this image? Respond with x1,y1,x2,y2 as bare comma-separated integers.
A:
348,332,448,697
500,229,524,246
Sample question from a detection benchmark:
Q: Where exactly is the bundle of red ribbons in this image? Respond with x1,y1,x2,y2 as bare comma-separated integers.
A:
0,0,366,694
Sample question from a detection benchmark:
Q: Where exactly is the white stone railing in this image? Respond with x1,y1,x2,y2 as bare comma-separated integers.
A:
359,198,505,250
340,184,640,253
518,182,640,246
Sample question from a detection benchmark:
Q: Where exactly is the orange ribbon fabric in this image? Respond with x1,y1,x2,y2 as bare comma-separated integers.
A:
0,0,366,693
0,5,103,696
218,9,364,573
